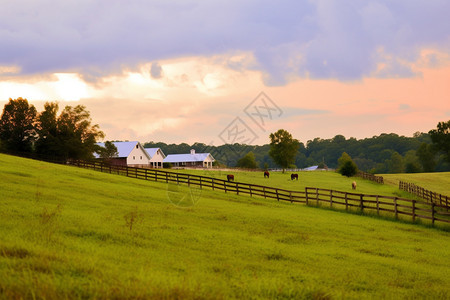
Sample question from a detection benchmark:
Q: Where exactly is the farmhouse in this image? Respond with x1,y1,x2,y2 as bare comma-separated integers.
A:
95,141,151,167
145,147,166,168
164,149,215,168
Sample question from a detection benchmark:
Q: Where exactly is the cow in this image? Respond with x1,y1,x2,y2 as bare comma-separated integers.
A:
264,171,270,178
291,173,298,180
227,174,234,181
352,181,357,190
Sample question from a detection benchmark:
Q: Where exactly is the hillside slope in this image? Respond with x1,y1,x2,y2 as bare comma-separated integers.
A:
0,154,449,299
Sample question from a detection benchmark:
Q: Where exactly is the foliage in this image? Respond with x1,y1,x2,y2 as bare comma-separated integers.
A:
97,141,119,159
429,120,450,162
416,143,436,172
0,98,37,153
337,152,358,177
268,129,300,172
236,151,258,169
387,151,404,173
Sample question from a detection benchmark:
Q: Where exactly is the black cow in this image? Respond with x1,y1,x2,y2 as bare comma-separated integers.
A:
264,171,270,178
291,173,298,180
227,174,234,181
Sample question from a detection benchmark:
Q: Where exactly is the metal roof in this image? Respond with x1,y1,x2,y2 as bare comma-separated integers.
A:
95,141,150,159
163,153,214,163
144,147,166,159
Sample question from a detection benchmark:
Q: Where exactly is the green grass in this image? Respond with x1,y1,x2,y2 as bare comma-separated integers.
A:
382,172,450,196
169,168,418,200
1,154,450,299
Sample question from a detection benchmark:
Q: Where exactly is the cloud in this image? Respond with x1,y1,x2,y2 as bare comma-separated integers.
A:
1,1,449,85
150,62,163,79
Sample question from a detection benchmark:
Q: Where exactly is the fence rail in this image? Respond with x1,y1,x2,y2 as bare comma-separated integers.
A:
70,160,449,226
357,171,384,184
399,181,449,209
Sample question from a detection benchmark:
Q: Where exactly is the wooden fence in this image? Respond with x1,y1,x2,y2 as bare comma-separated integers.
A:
70,161,450,226
357,171,384,184
399,181,449,209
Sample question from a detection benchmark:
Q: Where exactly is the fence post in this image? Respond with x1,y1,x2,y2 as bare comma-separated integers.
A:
212,178,214,190
187,175,190,187
263,187,266,199
176,173,179,185
276,189,279,201
412,200,416,222
290,191,293,203
394,197,398,219
199,177,202,189
376,195,379,215
315,188,319,206
330,190,333,207
344,192,348,211
249,185,253,197
431,202,435,225
236,183,239,195
305,187,309,205
224,181,227,193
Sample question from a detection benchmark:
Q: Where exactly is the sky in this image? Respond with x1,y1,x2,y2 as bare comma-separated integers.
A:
0,0,449,146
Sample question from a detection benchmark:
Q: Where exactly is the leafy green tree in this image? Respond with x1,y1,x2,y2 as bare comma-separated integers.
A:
387,151,404,173
416,143,436,172
0,98,37,153
56,105,104,160
337,152,358,177
97,141,119,159
269,129,300,172
35,102,60,157
429,120,450,162
236,151,258,169
404,150,421,173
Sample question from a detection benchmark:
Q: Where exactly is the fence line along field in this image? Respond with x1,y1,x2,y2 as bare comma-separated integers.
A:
73,160,450,226
1,153,450,299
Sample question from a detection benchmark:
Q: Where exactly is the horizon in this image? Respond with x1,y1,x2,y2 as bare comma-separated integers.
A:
1,1,449,146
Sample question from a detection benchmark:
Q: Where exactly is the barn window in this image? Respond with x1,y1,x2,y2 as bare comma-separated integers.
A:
136,145,138,149
140,156,142,160
133,156,135,160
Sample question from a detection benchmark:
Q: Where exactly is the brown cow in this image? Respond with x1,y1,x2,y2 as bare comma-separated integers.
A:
291,173,298,180
264,171,270,178
352,181,357,190
227,174,234,181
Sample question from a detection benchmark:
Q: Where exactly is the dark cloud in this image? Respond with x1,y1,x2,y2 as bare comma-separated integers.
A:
0,0,449,84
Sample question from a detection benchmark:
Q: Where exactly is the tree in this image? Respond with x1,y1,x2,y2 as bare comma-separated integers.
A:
404,150,421,173
269,129,300,172
337,152,358,177
97,141,119,160
236,151,258,169
387,151,404,173
56,105,104,160
429,120,450,163
35,102,60,157
0,98,37,153
416,143,436,172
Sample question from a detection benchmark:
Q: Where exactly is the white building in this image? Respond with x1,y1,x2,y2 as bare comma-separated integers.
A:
145,148,166,168
95,141,151,167
163,149,215,168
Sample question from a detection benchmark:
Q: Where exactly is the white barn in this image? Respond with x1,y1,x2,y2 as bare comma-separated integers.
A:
145,148,166,168
164,149,215,168
95,141,151,167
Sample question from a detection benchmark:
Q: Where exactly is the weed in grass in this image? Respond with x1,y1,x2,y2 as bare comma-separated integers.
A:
39,203,62,241
124,206,143,231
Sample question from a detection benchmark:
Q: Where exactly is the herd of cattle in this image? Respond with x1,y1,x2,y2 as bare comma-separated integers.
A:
226,172,357,190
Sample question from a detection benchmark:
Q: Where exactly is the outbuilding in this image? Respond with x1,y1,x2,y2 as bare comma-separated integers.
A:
145,147,166,168
95,141,151,167
163,149,215,168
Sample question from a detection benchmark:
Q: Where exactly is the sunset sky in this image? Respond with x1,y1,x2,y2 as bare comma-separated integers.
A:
1,1,449,146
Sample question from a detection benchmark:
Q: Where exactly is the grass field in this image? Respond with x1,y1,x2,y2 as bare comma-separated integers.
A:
168,168,419,200
1,154,450,299
382,172,450,196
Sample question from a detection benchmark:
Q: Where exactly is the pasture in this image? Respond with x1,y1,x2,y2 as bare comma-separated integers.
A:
1,154,449,299
382,172,450,196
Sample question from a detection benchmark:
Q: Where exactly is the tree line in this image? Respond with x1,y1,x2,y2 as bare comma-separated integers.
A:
144,123,450,173
0,98,103,161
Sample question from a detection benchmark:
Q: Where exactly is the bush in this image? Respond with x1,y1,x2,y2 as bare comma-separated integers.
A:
339,160,358,177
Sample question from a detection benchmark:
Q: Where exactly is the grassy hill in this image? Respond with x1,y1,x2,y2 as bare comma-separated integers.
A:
1,154,449,299
382,172,450,196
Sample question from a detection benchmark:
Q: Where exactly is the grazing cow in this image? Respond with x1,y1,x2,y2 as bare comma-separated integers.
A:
264,171,270,178
227,174,234,181
291,173,298,180
352,181,357,190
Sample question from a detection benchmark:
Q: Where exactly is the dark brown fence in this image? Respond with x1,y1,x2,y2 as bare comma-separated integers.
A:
70,161,450,226
399,181,449,209
357,171,384,184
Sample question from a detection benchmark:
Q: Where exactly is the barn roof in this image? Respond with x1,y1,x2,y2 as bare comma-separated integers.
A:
144,147,166,158
163,153,214,163
95,141,150,159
